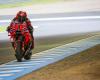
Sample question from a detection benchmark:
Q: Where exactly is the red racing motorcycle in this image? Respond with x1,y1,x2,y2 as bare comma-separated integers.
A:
8,22,32,62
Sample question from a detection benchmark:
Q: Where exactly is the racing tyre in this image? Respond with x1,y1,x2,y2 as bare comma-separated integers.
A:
15,41,23,62
24,51,32,60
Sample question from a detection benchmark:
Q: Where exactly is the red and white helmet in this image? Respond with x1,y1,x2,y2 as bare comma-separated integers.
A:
16,11,27,22
16,11,27,18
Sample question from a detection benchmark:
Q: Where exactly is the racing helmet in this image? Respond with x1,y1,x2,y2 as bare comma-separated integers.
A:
16,11,27,23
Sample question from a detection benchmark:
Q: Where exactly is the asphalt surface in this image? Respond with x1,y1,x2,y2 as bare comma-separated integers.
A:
0,11,100,41
0,11,100,79
0,11,100,63
0,11,100,20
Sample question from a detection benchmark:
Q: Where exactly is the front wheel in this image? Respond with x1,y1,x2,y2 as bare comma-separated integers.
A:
15,40,23,62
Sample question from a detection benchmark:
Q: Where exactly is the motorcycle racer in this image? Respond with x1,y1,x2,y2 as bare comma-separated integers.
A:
7,11,34,54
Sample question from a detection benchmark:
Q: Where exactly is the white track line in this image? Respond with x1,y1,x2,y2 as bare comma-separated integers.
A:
0,16,100,23
0,66,33,70
0,74,13,77
0,63,39,67
0,70,21,73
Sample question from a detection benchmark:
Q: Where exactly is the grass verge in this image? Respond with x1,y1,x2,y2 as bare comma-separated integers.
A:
0,0,60,8
0,26,7,32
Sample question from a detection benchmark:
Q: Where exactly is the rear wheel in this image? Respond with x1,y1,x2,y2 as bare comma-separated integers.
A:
24,51,32,60
24,42,32,60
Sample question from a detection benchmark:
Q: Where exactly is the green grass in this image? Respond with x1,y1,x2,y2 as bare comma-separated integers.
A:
0,0,60,8
0,26,7,32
